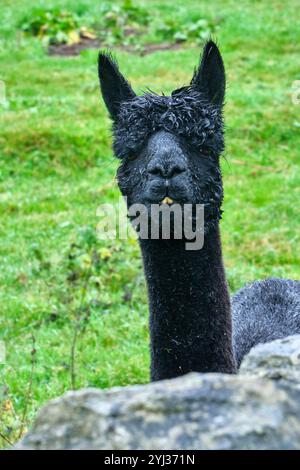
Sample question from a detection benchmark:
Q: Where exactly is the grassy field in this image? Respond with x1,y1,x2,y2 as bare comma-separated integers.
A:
0,0,299,446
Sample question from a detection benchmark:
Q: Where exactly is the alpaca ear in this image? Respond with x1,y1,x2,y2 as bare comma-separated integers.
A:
191,40,225,107
98,52,136,120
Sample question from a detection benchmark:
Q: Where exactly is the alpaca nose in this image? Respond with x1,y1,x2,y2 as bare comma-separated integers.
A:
148,161,186,179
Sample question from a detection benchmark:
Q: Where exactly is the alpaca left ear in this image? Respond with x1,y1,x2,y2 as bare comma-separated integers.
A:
98,52,136,120
191,40,225,107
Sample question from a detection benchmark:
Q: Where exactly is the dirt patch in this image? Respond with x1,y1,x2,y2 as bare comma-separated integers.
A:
48,38,185,57
134,42,184,56
48,38,100,56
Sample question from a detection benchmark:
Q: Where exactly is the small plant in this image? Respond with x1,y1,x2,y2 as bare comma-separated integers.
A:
156,17,218,44
0,336,36,448
97,0,150,47
20,8,96,46
19,4,221,51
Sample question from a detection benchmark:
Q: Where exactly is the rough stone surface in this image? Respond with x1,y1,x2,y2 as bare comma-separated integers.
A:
17,335,300,450
240,334,300,384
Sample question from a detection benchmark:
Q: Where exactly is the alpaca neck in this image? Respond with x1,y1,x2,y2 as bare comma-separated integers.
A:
140,225,236,381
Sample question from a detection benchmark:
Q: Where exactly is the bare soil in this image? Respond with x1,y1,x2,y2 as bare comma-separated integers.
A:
48,38,184,57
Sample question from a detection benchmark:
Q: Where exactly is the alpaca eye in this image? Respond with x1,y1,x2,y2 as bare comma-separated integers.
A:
127,152,136,161
201,148,210,156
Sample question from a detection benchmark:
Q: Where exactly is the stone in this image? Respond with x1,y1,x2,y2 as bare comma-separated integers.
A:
16,335,300,450
240,334,300,384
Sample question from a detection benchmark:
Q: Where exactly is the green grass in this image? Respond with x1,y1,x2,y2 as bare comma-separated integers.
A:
0,0,299,447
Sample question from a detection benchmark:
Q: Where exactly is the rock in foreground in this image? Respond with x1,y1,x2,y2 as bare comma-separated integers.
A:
17,335,300,450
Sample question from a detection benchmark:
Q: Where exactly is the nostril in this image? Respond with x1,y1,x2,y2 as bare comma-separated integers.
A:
148,164,165,177
148,163,186,179
167,164,186,179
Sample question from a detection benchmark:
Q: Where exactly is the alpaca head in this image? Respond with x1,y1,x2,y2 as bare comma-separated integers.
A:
98,41,226,230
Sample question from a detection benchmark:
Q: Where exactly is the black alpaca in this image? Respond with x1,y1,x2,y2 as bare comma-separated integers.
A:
98,41,300,380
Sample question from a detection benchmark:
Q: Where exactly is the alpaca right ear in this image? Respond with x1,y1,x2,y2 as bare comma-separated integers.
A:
191,40,225,107
98,52,136,120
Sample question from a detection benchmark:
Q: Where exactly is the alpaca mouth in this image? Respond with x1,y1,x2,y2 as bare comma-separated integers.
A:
160,197,174,205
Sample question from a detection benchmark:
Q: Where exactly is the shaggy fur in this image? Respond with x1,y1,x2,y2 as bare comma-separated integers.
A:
232,278,300,367
98,40,300,381
113,88,224,160
141,229,236,380
117,129,224,234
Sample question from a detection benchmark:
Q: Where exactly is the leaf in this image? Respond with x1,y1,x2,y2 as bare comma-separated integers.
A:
174,31,187,42
78,253,92,270
99,247,112,261
2,399,13,413
80,27,96,40
67,30,80,45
